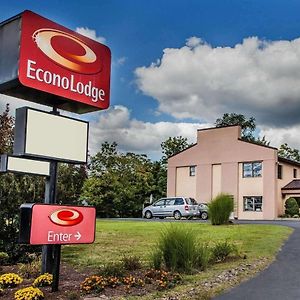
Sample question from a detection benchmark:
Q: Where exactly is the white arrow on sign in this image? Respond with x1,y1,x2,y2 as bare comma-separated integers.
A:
74,231,81,241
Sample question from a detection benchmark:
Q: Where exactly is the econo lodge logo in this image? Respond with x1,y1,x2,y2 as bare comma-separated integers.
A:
32,28,102,74
49,208,83,226
18,10,111,111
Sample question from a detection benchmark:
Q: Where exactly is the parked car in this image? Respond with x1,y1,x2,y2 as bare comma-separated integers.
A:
198,203,209,220
142,197,200,220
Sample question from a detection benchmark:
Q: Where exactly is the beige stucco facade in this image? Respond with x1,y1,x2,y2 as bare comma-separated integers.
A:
167,125,300,220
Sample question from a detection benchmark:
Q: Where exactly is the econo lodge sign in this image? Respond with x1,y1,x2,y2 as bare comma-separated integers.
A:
0,10,111,114
19,204,96,245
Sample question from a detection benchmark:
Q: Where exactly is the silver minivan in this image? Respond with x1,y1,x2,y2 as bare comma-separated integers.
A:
142,197,200,220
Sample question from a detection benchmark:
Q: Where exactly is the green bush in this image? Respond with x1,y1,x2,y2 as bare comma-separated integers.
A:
285,198,299,217
209,193,234,225
151,225,198,273
211,240,237,262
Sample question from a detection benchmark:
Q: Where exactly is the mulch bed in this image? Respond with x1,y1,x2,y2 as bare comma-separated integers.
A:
0,264,177,299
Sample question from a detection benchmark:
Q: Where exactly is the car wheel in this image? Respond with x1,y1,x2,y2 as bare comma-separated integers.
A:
145,210,153,219
201,211,208,220
173,211,182,220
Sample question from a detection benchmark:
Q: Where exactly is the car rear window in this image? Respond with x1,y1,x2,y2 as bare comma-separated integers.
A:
185,198,198,205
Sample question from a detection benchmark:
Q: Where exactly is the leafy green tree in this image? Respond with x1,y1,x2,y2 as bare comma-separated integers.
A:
0,105,45,262
161,136,190,165
81,143,154,217
57,164,87,205
215,113,269,145
278,143,300,162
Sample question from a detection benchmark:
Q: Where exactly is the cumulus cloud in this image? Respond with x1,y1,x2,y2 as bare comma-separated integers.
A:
75,27,106,44
89,105,211,159
259,125,300,151
135,36,300,127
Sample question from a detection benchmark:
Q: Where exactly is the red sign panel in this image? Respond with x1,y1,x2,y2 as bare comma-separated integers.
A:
30,204,96,245
18,10,111,112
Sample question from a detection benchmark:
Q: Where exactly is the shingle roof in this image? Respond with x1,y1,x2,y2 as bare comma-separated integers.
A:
282,180,300,190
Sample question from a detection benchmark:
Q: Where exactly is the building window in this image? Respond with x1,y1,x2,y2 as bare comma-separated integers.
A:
278,165,282,179
243,196,263,212
243,162,262,178
294,168,297,179
189,166,196,176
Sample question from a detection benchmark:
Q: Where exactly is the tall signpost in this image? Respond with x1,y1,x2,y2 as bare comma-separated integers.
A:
0,10,111,292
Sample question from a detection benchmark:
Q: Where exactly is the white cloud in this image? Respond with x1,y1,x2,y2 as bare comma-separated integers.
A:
259,125,300,151
75,27,106,44
89,105,211,160
135,36,300,127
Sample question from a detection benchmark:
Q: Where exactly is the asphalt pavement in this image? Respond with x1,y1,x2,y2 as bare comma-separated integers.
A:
214,220,300,300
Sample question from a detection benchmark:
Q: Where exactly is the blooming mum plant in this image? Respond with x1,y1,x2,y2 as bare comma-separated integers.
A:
15,286,44,300
0,273,23,288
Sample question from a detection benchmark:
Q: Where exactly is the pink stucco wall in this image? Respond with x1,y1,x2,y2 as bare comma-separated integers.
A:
168,126,279,220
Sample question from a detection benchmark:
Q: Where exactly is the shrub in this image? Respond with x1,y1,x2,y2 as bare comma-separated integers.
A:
0,273,23,288
152,225,198,273
98,262,125,277
32,273,53,287
211,240,237,262
15,286,44,300
121,255,142,271
285,198,299,216
209,193,234,225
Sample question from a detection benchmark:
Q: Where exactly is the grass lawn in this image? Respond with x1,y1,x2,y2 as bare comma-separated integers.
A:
62,220,292,298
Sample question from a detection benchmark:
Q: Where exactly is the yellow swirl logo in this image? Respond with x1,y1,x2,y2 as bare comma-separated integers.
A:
32,28,101,74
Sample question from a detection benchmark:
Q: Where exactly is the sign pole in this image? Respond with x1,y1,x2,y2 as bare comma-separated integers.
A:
40,107,61,292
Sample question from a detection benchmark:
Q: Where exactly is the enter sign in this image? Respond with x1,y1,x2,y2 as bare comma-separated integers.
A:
20,204,96,245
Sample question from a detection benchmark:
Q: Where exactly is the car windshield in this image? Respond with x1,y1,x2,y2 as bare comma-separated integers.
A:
185,198,198,205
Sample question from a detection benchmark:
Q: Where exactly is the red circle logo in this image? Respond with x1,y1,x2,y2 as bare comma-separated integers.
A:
49,208,83,226
32,28,102,74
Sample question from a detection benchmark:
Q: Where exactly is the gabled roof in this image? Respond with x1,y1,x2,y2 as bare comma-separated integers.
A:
282,180,300,190
278,157,300,168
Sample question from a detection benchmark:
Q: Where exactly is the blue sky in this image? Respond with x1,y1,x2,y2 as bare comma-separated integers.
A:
2,0,300,159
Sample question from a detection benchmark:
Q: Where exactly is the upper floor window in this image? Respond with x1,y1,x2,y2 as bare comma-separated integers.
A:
243,162,262,178
189,166,196,176
294,168,297,179
278,165,283,179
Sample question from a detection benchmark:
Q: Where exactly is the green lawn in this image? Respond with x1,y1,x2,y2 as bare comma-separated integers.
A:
62,220,292,269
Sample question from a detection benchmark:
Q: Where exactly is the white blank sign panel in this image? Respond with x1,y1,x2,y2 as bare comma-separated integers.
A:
14,108,88,163
2,155,50,176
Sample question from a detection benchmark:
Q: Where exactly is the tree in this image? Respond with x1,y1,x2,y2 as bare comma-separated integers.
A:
215,113,269,145
81,143,154,217
161,136,190,165
278,143,300,162
0,105,45,262
57,164,87,205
